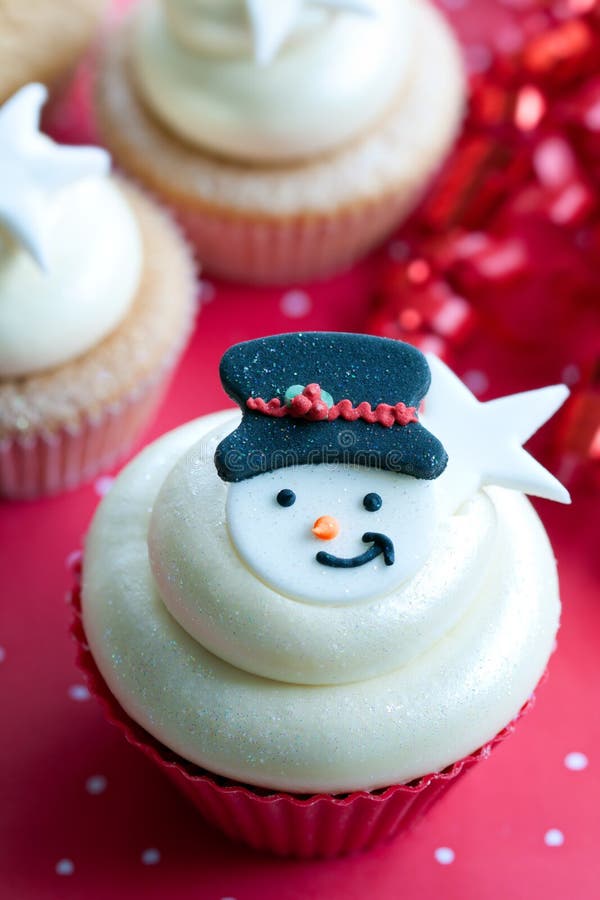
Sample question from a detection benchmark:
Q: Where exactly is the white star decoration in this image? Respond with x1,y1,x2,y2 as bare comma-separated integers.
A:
245,0,377,65
0,83,109,270
422,355,570,512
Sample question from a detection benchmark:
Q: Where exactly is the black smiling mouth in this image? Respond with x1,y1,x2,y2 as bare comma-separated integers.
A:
316,533,395,569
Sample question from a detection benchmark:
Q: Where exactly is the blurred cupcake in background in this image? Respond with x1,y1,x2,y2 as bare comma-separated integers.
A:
0,84,197,500
0,0,107,105
95,0,465,284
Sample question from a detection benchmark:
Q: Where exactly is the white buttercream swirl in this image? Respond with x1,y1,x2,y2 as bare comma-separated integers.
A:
149,431,495,684
0,177,142,378
131,0,417,162
165,0,253,55
83,412,561,793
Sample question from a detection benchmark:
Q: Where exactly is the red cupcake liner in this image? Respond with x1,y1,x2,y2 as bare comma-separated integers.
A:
69,560,539,859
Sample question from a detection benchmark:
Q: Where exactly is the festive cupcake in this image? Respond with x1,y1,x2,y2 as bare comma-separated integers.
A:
95,0,465,284
0,0,106,105
0,84,197,499
77,333,569,857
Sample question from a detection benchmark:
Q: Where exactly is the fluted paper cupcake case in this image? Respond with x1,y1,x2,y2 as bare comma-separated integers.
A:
69,559,539,859
0,354,175,500
172,195,413,286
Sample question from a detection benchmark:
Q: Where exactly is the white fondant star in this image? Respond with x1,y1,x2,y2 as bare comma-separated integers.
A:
422,355,570,512
246,0,377,65
0,83,110,270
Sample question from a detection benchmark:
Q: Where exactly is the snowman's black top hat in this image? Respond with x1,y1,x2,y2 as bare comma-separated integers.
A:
215,333,447,482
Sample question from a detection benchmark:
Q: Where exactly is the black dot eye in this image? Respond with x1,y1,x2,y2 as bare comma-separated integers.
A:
363,492,382,512
277,489,296,507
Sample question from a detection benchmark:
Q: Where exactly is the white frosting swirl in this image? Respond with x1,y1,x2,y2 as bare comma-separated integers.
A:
149,436,496,684
83,412,561,793
165,0,267,56
0,177,142,378
131,0,418,162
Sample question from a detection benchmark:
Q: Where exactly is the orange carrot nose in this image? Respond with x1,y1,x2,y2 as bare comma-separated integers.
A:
312,515,340,541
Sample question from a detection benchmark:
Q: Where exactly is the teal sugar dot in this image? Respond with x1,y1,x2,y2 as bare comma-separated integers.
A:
320,389,334,409
284,384,305,406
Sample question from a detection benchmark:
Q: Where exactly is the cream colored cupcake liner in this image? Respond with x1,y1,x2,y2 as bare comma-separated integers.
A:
175,192,414,284
0,353,174,500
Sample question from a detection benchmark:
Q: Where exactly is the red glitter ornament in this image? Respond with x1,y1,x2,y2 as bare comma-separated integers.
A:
554,360,600,488
369,0,600,486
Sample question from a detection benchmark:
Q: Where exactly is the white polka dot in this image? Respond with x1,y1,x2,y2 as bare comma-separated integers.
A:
434,847,455,865
94,475,114,497
68,684,90,702
141,848,161,866
564,752,588,772
280,289,312,318
561,364,580,386
85,774,108,795
0,646,5,663
199,280,216,304
55,859,74,876
65,549,81,571
464,44,493,74
544,829,564,847
462,369,489,396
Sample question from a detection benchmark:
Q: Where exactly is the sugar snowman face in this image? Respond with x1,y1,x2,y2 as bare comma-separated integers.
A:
218,333,570,612
226,463,438,605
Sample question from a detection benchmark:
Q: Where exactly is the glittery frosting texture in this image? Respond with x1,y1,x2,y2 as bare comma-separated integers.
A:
69,560,539,859
215,333,448,482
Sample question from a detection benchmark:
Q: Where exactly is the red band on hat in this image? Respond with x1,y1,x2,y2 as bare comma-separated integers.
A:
247,384,418,428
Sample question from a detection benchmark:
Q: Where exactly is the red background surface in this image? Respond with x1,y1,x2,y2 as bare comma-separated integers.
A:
1,1,600,898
